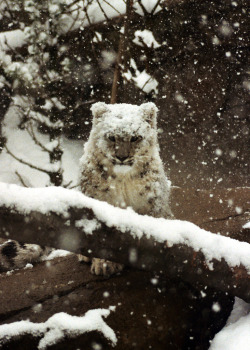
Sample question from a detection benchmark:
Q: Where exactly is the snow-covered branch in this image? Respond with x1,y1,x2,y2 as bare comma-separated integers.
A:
0,183,249,302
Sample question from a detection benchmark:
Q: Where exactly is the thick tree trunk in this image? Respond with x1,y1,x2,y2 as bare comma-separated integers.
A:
0,184,249,302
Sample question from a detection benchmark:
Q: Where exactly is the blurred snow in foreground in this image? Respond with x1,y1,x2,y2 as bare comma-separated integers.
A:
209,298,250,350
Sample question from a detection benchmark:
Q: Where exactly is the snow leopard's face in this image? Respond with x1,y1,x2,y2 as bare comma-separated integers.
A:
89,102,158,173
105,133,143,166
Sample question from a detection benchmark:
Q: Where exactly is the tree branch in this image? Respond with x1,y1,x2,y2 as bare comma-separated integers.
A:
110,35,123,104
14,171,29,188
151,0,162,15
96,0,110,22
137,0,148,16
110,0,133,103
5,144,53,175
0,183,249,302
26,121,52,153
4,145,63,186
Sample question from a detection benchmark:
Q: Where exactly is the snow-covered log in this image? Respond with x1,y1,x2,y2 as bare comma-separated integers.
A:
0,183,249,302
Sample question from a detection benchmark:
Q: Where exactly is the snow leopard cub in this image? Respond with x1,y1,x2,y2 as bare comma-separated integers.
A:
0,102,172,276
80,102,172,276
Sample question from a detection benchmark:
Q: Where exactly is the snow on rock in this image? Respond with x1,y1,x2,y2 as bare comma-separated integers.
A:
209,298,250,350
0,308,117,349
0,182,250,272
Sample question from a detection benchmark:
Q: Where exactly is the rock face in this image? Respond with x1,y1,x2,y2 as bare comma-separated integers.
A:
0,255,233,350
172,187,250,243
1,186,249,349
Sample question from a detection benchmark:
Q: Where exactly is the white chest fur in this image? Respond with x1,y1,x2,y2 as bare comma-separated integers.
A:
103,173,151,214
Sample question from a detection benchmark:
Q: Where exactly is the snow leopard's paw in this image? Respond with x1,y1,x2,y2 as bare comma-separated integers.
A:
90,257,124,276
77,254,91,263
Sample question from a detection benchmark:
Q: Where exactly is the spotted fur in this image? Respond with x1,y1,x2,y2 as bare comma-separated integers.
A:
0,239,51,272
80,102,173,276
80,102,172,218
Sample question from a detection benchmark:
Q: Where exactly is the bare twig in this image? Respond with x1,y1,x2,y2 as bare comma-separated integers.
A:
137,0,148,16
83,7,103,47
141,76,153,92
75,99,97,107
110,36,124,104
68,182,80,189
15,171,29,188
67,7,82,32
26,122,51,153
102,0,122,15
96,0,110,22
84,4,93,26
5,144,54,176
3,0,15,22
62,5,83,16
66,0,83,9
151,0,162,15
62,180,73,188
110,0,133,103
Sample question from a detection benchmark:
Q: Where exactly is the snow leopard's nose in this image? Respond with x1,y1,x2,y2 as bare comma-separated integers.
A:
115,141,130,161
116,156,128,163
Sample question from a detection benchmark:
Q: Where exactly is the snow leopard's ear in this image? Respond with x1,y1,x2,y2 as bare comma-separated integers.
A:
140,102,158,128
91,102,109,120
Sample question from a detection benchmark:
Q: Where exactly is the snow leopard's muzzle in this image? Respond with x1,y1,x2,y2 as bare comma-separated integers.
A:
113,140,134,165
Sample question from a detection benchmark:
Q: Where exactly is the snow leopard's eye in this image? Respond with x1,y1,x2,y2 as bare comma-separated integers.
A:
108,135,116,142
130,136,142,142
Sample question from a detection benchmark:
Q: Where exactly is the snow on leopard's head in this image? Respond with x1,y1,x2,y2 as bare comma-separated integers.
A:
86,102,159,173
